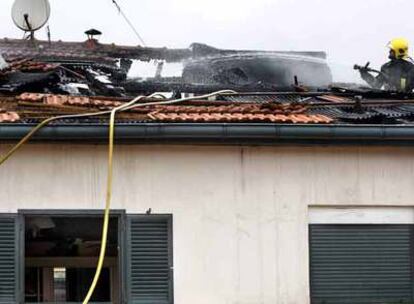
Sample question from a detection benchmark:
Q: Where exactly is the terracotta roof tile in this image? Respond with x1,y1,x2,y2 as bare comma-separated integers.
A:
1,58,59,75
317,95,351,103
1,93,337,124
91,99,123,108
144,103,333,123
147,112,332,123
19,93,124,109
0,109,20,122
19,93,44,102
150,104,308,115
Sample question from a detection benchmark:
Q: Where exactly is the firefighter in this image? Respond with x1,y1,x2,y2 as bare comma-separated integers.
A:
358,38,414,92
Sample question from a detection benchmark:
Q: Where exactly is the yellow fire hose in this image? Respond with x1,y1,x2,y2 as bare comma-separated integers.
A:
0,90,235,304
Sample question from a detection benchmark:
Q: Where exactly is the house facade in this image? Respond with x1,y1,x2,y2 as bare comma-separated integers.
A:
2,31,414,304
1,141,414,304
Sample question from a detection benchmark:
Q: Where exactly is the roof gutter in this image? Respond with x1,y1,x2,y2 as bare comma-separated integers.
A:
1,123,414,146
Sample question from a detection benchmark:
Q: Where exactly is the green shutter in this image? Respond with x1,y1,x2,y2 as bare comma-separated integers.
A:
0,216,18,304
128,215,173,304
310,225,413,304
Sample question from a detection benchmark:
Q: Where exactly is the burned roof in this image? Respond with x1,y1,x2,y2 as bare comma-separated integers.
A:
1,57,414,127
2,39,414,145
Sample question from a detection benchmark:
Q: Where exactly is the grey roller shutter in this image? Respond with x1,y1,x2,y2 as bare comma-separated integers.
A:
310,225,414,304
127,215,173,304
0,216,18,304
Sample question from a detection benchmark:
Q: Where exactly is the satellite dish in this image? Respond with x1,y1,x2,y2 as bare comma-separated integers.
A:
11,0,51,32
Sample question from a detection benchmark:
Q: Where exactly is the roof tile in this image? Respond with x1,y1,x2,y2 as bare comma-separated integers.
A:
317,95,350,103
3,92,338,124
0,110,20,122
19,93,44,102
147,112,332,124
1,58,59,75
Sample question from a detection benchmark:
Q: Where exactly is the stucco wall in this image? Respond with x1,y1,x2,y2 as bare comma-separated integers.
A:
1,143,414,304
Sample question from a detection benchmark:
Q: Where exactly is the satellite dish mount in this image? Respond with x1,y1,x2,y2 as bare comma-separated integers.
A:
23,13,34,40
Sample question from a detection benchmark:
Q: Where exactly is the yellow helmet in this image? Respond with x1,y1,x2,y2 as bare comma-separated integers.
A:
387,38,409,59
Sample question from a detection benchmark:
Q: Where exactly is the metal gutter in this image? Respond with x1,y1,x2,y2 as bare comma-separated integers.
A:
1,123,414,146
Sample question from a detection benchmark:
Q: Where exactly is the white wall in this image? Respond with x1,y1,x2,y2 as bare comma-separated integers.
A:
309,206,414,224
1,144,414,304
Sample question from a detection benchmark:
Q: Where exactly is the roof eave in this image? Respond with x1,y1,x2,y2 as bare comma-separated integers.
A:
1,123,414,146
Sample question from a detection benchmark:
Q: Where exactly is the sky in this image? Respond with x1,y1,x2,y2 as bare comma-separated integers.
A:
1,0,414,82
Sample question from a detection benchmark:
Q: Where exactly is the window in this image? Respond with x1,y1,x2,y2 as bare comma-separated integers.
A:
310,224,414,304
0,212,174,304
23,213,122,303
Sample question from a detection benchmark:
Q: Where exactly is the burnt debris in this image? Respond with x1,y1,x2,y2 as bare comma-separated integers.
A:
0,39,333,96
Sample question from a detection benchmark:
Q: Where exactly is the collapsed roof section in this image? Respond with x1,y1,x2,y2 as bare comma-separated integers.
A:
0,38,333,91
0,56,329,97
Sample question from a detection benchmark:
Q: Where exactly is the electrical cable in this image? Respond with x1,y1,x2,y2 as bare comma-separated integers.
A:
0,89,236,304
111,0,146,46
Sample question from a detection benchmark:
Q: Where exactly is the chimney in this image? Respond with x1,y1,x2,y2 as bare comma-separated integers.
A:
84,28,102,49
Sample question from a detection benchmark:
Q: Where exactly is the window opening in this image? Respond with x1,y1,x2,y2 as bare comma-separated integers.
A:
24,215,119,303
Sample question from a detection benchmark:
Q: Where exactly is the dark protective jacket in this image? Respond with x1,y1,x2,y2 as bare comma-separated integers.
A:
361,59,414,92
